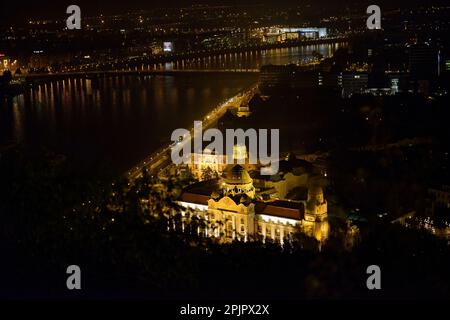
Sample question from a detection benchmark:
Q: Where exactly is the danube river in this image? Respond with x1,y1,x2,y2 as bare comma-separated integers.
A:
0,43,344,174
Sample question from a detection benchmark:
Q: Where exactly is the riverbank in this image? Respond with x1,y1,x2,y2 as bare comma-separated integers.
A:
0,81,26,98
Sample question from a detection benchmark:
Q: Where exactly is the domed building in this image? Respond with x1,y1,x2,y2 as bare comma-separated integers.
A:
178,163,329,244
222,164,255,198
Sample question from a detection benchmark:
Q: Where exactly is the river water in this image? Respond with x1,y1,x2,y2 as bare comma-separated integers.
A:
0,43,344,173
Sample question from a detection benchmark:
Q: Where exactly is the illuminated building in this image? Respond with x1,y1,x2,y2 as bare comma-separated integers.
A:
393,185,450,238
188,145,251,180
279,27,327,38
178,157,329,244
386,73,410,94
233,144,248,163
188,148,228,180
0,54,11,72
341,72,369,97
262,27,327,43
236,103,251,117
445,59,450,72
163,41,174,52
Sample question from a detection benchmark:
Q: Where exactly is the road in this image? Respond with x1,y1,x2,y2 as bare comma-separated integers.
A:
126,84,258,181
125,58,322,181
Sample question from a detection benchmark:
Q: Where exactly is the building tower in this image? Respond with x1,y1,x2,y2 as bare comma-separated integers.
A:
304,185,327,222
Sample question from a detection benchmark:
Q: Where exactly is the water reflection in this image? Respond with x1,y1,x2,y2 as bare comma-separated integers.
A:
140,42,344,71
1,74,258,172
0,43,344,173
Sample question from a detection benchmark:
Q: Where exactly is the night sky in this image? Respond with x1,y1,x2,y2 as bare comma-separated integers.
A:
1,0,448,26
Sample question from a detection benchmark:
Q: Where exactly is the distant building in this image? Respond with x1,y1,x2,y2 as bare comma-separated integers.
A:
427,185,450,216
259,64,295,92
188,145,251,181
262,27,327,43
445,59,450,73
341,72,369,97
0,53,11,72
279,27,327,39
409,43,439,80
259,65,322,93
259,64,411,97
188,150,227,181
149,42,163,55
402,185,450,238
365,72,412,96
408,43,439,94
386,73,410,94
236,103,251,117
163,41,174,53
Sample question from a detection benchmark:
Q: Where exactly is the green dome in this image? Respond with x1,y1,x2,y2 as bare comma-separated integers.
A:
223,165,252,185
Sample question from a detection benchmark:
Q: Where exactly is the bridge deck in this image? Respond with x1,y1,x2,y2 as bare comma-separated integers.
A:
21,69,260,81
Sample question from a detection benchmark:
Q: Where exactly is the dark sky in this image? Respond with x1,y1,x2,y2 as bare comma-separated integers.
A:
0,0,447,26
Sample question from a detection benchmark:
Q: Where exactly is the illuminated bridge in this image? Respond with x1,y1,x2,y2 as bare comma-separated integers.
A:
21,69,260,82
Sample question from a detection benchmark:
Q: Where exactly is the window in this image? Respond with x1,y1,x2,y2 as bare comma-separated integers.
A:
266,224,272,237
226,222,233,237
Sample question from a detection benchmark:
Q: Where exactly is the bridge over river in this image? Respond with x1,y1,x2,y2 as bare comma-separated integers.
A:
20,69,259,83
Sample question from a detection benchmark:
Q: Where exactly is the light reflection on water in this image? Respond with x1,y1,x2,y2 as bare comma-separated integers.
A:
152,43,344,71
0,43,344,173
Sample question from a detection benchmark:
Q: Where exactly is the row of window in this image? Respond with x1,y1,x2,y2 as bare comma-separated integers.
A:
257,224,293,239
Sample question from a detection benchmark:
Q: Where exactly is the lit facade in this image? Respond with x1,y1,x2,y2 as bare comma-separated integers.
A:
178,163,329,244
188,145,250,180
261,27,327,43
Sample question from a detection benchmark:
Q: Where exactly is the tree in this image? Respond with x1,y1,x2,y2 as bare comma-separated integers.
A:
312,50,324,60
201,166,214,181
0,70,13,89
2,70,12,83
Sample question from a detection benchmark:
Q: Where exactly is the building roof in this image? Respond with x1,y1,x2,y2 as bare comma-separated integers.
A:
179,174,307,220
228,193,252,206
179,192,210,206
179,179,219,205
223,164,252,184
